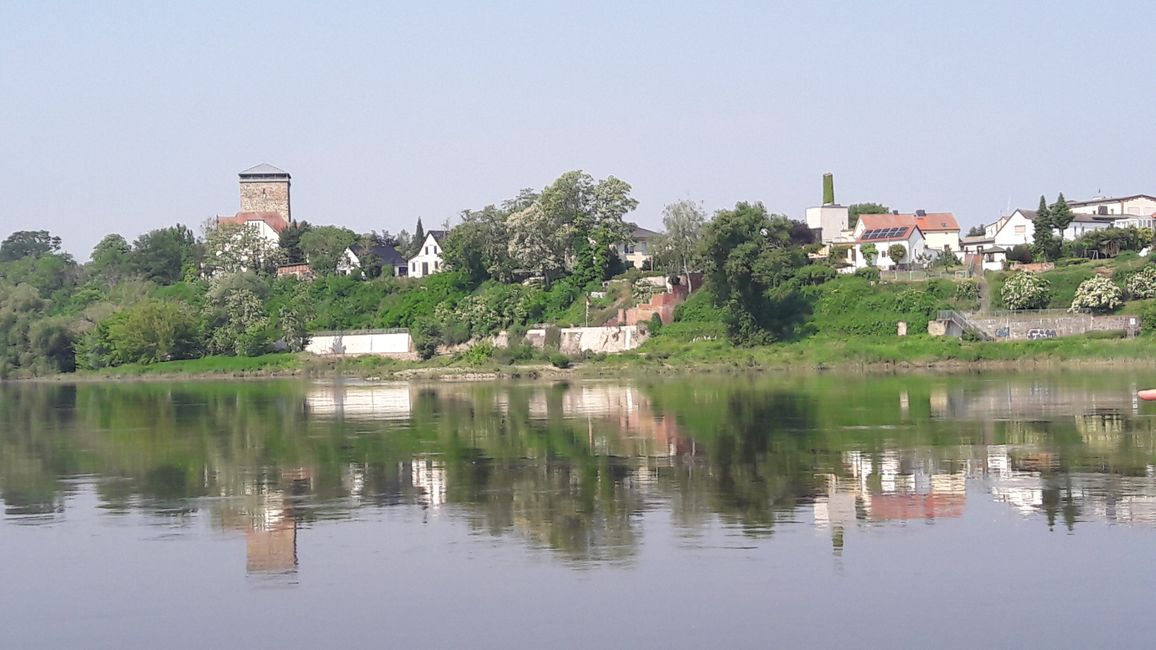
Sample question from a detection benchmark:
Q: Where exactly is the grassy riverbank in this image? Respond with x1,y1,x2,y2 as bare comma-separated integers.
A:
45,331,1156,382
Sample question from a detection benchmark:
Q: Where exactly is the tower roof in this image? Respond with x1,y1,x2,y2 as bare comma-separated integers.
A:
239,163,290,177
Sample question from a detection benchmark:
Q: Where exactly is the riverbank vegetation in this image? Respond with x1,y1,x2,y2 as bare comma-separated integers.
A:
5,174,1156,379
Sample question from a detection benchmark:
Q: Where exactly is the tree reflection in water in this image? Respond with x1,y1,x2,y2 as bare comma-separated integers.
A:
5,373,1156,566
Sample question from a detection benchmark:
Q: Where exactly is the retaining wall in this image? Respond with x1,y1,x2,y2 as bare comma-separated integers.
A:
949,312,1139,341
306,331,413,356
526,325,646,354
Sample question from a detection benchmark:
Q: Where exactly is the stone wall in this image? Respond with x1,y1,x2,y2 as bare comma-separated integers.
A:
526,325,646,354
944,312,1139,341
240,180,291,223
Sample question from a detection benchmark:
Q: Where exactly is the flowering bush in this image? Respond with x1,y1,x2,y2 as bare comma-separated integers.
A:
1000,272,1051,310
1125,266,1156,299
1069,276,1122,313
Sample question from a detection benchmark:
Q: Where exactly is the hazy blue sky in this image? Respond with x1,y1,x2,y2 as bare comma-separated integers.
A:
2,1,1154,258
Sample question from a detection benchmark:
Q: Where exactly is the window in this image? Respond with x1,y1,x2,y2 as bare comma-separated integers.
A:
1014,225,1025,234
425,246,429,255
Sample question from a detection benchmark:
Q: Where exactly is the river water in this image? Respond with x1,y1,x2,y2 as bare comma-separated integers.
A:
4,373,1156,648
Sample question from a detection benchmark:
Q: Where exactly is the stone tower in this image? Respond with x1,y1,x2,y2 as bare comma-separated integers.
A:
238,163,291,226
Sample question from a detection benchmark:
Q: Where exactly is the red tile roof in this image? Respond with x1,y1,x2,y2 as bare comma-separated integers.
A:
913,212,959,232
858,213,915,230
216,211,289,233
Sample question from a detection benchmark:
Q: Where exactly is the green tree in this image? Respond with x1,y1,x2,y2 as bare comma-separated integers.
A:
442,205,514,284
103,300,202,364
1050,193,1074,236
887,243,907,265
412,218,426,257
299,226,358,276
653,200,706,290
847,203,889,229
0,230,61,262
700,202,808,344
203,221,280,276
537,170,638,283
278,220,312,264
131,225,197,285
88,234,134,286
966,225,986,237
1032,195,1059,261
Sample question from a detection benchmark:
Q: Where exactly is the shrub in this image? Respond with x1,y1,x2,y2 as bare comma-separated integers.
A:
1007,244,1033,264
954,280,979,302
1000,272,1050,310
647,312,664,335
1069,276,1122,314
854,267,880,281
548,352,572,369
461,342,494,365
796,264,838,286
1126,266,1156,299
673,289,723,322
887,244,907,264
412,319,441,360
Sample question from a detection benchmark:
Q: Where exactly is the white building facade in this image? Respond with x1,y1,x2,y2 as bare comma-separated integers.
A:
408,230,446,278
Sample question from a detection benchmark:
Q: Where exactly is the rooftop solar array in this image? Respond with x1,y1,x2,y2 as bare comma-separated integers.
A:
861,227,908,241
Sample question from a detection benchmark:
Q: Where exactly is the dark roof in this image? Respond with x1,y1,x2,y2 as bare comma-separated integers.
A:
856,224,920,243
351,242,407,266
426,230,447,243
1067,194,1156,207
239,163,290,177
629,223,661,239
961,236,995,246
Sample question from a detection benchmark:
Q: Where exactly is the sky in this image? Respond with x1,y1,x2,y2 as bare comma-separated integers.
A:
2,1,1154,259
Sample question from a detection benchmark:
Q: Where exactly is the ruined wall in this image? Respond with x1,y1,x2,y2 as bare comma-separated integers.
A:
526,325,646,354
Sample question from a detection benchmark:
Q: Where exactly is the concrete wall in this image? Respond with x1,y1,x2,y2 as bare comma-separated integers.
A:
806,205,849,244
306,331,413,356
526,325,646,354
946,312,1139,341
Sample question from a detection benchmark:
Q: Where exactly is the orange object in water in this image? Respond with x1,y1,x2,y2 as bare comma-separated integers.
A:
1139,390,1156,401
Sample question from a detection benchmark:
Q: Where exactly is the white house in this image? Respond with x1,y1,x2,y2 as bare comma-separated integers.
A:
912,211,961,254
618,224,660,269
338,242,408,277
1068,194,1156,217
408,230,446,278
1061,212,1119,240
847,214,926,270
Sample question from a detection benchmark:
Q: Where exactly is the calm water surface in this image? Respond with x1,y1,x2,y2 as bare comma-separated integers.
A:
4,373,1156,648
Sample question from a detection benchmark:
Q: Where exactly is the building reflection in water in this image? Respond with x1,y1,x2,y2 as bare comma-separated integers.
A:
814,450,966,554
213,467,312,582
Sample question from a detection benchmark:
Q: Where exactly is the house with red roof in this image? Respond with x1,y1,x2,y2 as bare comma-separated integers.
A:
844,213,927,270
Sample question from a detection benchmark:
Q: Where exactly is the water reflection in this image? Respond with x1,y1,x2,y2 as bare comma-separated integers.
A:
6,374,1156,574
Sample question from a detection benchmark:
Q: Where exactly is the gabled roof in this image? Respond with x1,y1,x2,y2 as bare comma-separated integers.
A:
629,223,660,239
856,224,921,244
426,230,447,243
857,213,916,231
239,163,290,177
912,212,959,233
1067,194,1156,207
351,242,407,266
216,211,289,233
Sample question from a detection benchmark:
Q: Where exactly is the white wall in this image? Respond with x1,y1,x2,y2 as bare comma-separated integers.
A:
408,233,443,278
923,230,960,253
1061,220,1112,241
993,211,1034,248
526,325,646,354
1071,197,1156,216
305,332,413,356
806,205,849,244
851,229,926,270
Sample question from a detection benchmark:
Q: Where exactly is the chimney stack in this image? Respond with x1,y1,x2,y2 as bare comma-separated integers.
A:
822,173,834,205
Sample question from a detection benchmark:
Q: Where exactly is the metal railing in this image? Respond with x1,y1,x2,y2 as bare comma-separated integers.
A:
310,327,410,337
